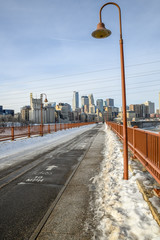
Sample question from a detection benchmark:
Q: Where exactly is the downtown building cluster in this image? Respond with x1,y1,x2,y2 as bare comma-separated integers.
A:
20,92,160,124
21,92,119,124
0,91,160,126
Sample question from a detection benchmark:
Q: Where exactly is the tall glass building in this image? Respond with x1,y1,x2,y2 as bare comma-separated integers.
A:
106,98,114,107
81,96,89,113
96,99,104,112
72,91,79,111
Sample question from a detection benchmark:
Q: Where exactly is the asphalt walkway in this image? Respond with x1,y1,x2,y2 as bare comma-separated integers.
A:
36,124,105,240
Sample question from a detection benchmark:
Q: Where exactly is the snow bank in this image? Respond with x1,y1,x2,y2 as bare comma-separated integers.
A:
89,124,160,240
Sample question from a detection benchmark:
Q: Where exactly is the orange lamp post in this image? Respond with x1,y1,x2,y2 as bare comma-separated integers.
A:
92,2,128,180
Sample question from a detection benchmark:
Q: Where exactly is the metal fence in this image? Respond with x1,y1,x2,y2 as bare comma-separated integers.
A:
107,122,160,185
0,122,94,142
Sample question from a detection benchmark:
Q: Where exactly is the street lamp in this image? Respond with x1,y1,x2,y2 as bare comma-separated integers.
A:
40,93,48,136
92,2,128,180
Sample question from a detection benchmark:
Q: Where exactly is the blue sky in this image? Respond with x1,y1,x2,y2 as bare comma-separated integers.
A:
0,0,160,112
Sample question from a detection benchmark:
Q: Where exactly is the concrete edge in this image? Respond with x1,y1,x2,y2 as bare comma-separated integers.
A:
129,164,160,226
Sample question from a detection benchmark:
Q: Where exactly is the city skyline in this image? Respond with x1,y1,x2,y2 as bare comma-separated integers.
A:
0,90,158,125
0,0,160,112
0,90,158,114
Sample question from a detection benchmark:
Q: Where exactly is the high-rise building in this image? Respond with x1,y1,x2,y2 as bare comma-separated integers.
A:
103,101,107,107
89,104,96,114
88,94,95,114
96,99,103,112
72,91,79,111
129,104,149,118
81,96,89,113
56,103,69,120
21,106,31,121
106,98,114,107
88,94,94,106
144,101,155,114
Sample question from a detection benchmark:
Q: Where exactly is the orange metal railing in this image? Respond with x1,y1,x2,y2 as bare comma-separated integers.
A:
107,121,160,185
0,122,94,142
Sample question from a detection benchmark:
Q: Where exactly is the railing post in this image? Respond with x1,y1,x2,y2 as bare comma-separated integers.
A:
133,126,138,158
28,125,30,138
40,124,43,136
11,126,14,141
146,132,148,158
48,124,50,133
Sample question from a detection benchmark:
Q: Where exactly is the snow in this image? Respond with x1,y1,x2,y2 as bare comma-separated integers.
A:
0,124,95,171
89,124,160,240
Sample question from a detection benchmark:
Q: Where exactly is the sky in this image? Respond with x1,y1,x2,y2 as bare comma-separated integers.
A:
0,0,160,112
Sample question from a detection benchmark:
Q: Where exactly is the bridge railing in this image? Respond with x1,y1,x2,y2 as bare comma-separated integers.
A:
0,122,95,142
107,121,160,185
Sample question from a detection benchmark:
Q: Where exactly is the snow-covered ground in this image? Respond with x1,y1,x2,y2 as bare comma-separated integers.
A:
0,124,95,171
89,124,160,240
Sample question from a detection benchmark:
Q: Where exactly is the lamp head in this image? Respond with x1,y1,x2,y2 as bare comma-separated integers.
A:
92,22,111,39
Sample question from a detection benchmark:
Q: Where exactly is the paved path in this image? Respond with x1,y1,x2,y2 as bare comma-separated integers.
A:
0,125,102,240
35,124,105,240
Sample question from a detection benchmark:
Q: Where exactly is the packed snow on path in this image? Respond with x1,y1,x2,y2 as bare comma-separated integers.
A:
89,124,160,240
0,124,95,171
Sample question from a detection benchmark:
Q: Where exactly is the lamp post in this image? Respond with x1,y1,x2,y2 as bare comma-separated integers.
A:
40,93,48,136
92,2,128,180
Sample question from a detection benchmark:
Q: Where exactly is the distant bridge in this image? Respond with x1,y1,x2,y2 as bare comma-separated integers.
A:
130,120,160,128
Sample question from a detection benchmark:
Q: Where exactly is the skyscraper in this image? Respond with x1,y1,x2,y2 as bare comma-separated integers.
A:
88,94,94,106
144,101,155,114
72,91,79,111
106,98,114,107
96,99,104,112
81,96,89,113
88,94,95,114
103,101,107,107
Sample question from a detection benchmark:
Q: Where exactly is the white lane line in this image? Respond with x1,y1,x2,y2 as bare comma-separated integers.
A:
46,165,58,171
